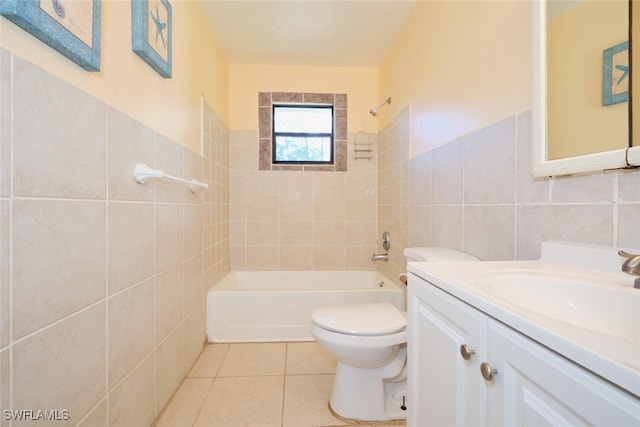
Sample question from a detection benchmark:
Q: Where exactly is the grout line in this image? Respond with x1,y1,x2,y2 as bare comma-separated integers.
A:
153,129,159,418
74,397,107,427
190,372,216,427
9,297,107,347
281,342,289,426
11,195,159,204
460,135,466,252
7,51,14,427
513,114,519,261
104,105,110,427
612,173,620,247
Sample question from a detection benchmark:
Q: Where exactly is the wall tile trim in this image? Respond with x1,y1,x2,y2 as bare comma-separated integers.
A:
257,92,348,172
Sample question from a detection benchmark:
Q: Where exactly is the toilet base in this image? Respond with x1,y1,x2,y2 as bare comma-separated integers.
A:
329,346,408,422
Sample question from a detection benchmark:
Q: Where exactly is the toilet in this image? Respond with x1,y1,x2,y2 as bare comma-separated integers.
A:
310,247,480,422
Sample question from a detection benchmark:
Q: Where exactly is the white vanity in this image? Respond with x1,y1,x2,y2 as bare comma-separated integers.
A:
406,242,640,426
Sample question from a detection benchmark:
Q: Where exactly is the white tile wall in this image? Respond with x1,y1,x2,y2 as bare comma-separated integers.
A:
229,129,379,271
12,57,107,200
0,49,230,426
376,106,411,285
408,111,640,261
12,199,106,339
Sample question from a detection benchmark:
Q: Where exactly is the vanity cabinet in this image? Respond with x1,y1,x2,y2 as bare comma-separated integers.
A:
407,273,640,427
407,276,487,425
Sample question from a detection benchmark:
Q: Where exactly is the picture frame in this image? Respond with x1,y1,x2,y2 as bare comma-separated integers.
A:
132,0,172,78
0,0,101,71
602,41,629,106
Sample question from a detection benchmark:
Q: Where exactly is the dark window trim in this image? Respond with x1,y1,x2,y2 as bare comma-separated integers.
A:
271,104,335,165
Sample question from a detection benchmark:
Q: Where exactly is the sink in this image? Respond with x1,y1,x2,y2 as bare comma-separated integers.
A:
476,269,640,344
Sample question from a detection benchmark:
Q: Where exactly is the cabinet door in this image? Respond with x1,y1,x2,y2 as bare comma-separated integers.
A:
486,319,640,426
407,275,487,427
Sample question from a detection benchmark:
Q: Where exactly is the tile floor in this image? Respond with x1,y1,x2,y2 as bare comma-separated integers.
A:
153,342,406,427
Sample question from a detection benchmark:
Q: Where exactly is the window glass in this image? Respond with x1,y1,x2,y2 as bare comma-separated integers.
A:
274,136,332,162
273,106,333,133
272,105,333,163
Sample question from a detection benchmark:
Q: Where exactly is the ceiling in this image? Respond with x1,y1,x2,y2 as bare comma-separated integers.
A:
200,0,418,67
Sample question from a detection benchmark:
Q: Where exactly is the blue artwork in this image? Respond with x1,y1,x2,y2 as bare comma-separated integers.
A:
602,41,629,106
132,0,172,78
0,0,101,71
615,65,629,85
150,3,167,48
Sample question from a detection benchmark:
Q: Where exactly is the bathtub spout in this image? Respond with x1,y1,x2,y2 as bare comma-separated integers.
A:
371,253,389,262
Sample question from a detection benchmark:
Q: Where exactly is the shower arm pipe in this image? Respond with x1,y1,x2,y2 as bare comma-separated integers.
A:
369,97,392,116
374,97,392,110
133,163,208,193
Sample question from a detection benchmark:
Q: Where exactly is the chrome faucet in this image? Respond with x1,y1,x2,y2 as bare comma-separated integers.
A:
618,250,640,289
372,231,391,262
371,253,389,262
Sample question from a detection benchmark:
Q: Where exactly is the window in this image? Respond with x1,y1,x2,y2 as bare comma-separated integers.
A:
258,92,347,172
272,104,334,164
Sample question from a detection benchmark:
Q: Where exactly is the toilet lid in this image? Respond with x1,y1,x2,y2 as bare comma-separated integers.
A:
312,303,406,336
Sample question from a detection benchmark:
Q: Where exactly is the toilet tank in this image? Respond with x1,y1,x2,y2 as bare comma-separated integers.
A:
403,247,479,263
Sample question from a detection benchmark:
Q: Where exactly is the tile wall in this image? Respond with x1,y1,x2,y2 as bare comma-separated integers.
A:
406,110,640,261
376,107,410,285
0,49,230,426
229,129,379,271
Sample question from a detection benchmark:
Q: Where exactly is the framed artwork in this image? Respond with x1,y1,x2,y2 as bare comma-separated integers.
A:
132,0,172,78
0,0,101,71
602,41,629,106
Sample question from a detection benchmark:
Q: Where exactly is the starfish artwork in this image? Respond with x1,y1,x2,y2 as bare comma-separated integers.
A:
50,0,65,18
150,3,167,49
615,64,629,86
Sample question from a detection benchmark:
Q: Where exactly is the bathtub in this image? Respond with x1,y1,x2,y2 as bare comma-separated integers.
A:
206,270,405,342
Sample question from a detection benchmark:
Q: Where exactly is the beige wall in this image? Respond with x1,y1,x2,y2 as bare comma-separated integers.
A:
378,0,531,158
547,0,628,159
229,63,378,133
0,0,228,153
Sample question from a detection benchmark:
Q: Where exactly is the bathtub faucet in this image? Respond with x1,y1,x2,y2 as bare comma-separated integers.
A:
619,250,640,289
371,253,388,262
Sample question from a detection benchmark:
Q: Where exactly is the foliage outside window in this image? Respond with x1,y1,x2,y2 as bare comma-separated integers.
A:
272,105,334,164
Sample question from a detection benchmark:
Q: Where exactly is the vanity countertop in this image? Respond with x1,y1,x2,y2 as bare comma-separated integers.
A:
407,245,640,398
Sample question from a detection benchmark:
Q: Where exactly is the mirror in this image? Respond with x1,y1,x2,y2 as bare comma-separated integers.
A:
533,0,640,177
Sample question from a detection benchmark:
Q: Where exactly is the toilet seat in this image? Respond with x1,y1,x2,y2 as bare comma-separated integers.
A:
312,302,406,336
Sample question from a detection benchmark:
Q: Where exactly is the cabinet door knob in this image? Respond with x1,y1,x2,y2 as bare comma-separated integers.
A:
480,362,498,381
459,344,476,360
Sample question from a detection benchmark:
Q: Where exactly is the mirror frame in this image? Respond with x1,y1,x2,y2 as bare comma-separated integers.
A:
532,0,640,177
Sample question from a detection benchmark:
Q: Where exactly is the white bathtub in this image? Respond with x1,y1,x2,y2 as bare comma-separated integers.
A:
206,270,405,342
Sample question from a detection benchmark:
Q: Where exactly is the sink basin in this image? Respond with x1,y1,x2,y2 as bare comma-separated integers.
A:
476,269,640,344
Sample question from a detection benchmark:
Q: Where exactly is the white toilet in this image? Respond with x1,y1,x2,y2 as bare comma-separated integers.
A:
310,247,480,422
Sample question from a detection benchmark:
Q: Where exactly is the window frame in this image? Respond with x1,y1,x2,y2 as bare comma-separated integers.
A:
271,103,335,165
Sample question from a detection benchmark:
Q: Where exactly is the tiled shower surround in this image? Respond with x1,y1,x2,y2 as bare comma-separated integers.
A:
376,107,410,284
229,129,379,271
0,49,230,426
377,106,640,278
